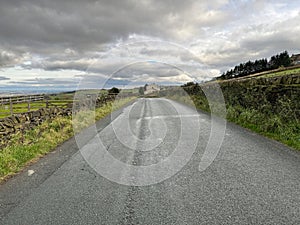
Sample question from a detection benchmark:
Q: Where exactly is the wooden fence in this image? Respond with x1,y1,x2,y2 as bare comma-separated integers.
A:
1,94,43,116
0,94,73,118
0,93,123,118
0,92,136,118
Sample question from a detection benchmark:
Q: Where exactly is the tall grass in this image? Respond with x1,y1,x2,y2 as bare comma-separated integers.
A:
161,87,300,151
226,106,300,150
0,97,136,181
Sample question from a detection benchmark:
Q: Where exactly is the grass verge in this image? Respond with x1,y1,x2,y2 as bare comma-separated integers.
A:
226,105,300,150
0,97,136,182
164,94,300,151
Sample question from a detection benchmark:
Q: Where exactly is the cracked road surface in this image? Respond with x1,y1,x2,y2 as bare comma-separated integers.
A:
0,98,299,224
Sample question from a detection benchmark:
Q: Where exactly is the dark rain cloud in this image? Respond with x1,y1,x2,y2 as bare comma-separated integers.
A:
0,0,195,52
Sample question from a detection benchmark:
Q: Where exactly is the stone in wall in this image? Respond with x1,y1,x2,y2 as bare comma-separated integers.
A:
0,107,72,149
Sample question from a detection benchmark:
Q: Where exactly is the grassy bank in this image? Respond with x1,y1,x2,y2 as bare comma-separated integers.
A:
226,105,299,149
163,93,299,150
160,72,300,151
0,97,135,181
259,67,300,79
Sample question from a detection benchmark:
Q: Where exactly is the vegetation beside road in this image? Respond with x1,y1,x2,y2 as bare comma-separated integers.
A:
161,69,300,151
0,97,136,182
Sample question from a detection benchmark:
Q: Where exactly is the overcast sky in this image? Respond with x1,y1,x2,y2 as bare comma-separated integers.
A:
0,0,300,91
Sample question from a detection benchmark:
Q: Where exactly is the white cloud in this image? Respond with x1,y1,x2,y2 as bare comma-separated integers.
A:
0,0,300,89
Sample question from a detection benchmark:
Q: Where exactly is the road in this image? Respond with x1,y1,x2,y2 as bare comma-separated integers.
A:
0,98,299,224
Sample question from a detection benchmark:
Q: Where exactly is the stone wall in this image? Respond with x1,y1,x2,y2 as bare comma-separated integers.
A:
218,74,300,111
0,95,119,149
219,73,300,86
160,73,300,120
0,107,72,148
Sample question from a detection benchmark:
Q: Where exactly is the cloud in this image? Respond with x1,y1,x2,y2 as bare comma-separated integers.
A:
0,50,23,67
9,78,76,85
0,0,300,89
0,0,232,54
0,76,10,81
239,13,300,55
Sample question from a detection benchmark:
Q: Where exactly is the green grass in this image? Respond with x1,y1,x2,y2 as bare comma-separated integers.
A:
226,106,300,150
255,67,300,79
0,90,78,118
49,93,75,100
0,102,44,118
0,117,73,180
120,88,139,94
215,66,300,83
0,89,116,118
0,100,74,118
252,68,300,78
164,94,300,151
0,97,136,181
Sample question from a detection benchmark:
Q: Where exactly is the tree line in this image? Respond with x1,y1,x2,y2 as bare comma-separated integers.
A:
217,51,291,80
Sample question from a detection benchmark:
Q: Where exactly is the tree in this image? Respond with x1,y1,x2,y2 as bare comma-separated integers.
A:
108,87,120,94
144,84,148,91
279,51,291,67
216,51,291,80
139,87,144,95
181,82,195,87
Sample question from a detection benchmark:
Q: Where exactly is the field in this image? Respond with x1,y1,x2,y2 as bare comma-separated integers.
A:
0,101,74,118
259,67,300,78
0,90,107,118
0,93,72,118
0,88,139,118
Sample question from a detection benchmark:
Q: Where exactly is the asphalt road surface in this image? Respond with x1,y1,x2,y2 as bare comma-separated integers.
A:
0,98,299,224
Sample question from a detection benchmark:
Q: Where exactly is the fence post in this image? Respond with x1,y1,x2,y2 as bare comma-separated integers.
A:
10,97,13,116
27,96,30,112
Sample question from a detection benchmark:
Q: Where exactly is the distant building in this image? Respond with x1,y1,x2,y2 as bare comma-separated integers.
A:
144,83,160,95
291,54,300,65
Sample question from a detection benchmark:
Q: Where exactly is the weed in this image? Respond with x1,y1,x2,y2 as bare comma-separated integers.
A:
0,97,136,181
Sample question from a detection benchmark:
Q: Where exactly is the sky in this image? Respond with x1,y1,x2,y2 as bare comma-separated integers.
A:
0,0,300,92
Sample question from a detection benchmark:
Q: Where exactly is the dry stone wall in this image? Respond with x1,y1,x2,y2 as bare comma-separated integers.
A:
0,107,72,148
0,94,118,148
